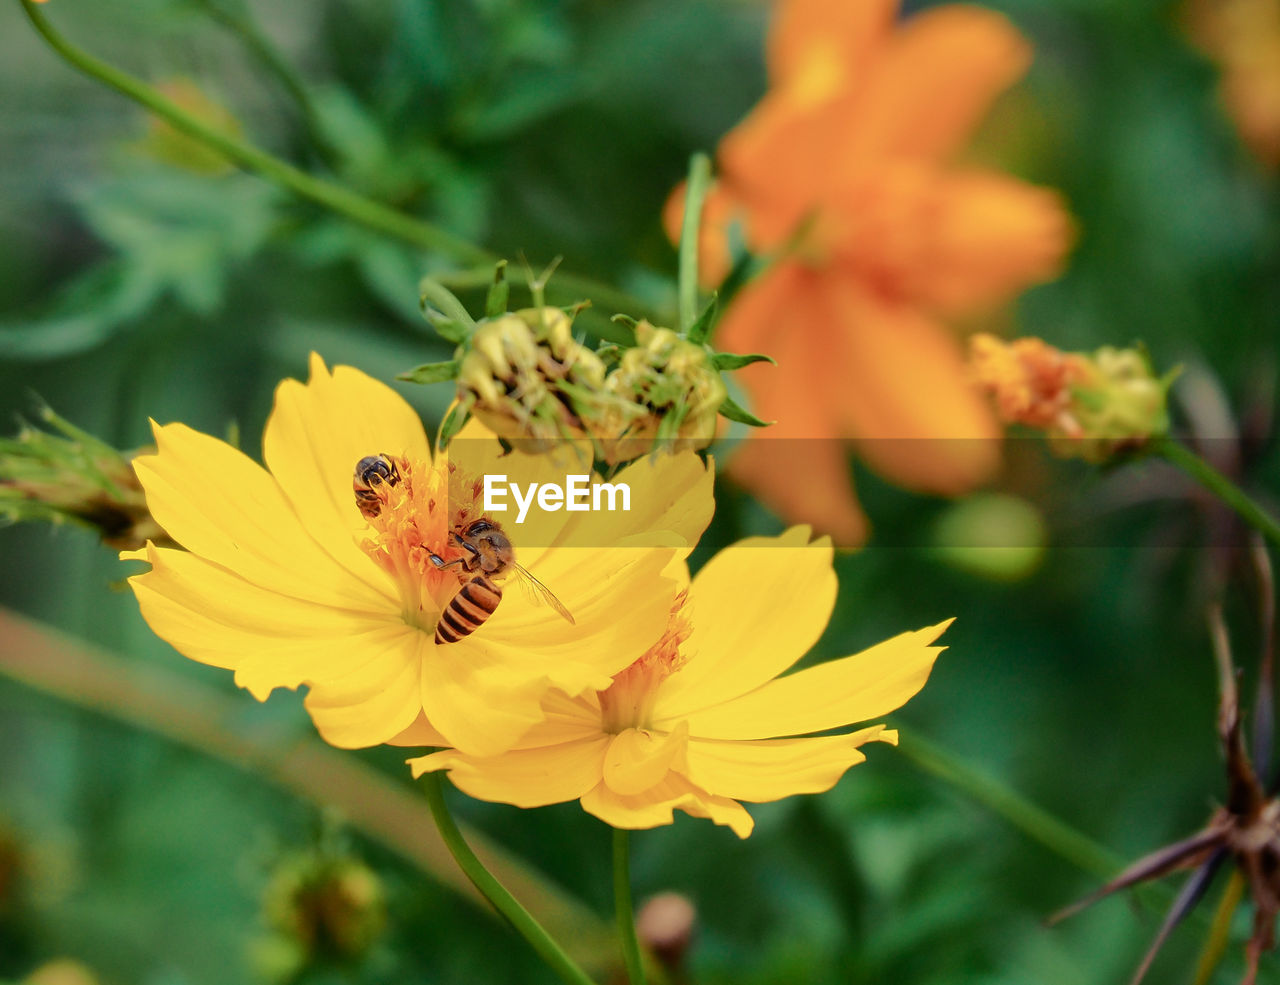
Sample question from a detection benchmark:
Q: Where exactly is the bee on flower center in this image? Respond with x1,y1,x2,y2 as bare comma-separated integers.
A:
428,518,574,644
352,454,400,519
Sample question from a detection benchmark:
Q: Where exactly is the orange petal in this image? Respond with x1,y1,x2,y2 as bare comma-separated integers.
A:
838,5,1032,163
908,172,1074,313
767,0,895,89
718,263,869,545
821,278,1001,494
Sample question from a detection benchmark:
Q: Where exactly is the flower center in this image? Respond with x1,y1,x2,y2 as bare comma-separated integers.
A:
598,592,692,733
357,456,488,629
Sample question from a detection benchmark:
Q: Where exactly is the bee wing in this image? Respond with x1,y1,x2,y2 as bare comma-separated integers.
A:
512,563,576,625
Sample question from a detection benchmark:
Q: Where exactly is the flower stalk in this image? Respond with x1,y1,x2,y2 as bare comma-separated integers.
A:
420,771,599,985
613,829,647,985
677,153,713,337
1155,436,1280,550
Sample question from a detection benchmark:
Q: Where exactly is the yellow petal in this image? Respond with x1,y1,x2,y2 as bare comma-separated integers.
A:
408,737,609,808
472,546,680,692
581,774,755,838
132,420,391,610
680,621,952,740
303,631,426,748
420,649,554,757
124,542,398,695
602,722,690,797
652,528,836,721
261,353,431,589
386,714,450,748
680,726,894,802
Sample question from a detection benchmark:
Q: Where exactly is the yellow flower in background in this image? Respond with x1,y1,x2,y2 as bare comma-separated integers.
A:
122,355,714,757
411,528,952,838
665,0,1074,545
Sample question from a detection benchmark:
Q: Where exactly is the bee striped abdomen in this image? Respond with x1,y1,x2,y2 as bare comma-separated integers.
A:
435,575,503,644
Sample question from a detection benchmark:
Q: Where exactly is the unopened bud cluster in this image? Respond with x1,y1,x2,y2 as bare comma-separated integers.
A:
457,308,725,463
255,850,387,981
970,334,1173,463
0,408,169,550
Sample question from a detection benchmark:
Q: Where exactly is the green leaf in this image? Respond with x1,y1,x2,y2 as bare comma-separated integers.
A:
437,403,469,448
711,351,775,371
397,359,461,385
485,260,510,318
686,295,718,345
718,395,772,427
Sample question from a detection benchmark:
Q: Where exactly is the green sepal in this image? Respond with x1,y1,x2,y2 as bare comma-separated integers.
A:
711,351,775,371
485,260,510,319
397,359,461,385
718,395,772,427
686,295,718,345
437,403,469,449
429,317,470,345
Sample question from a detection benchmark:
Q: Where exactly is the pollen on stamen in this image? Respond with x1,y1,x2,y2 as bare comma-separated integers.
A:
599,591,692,733
355,457,488,628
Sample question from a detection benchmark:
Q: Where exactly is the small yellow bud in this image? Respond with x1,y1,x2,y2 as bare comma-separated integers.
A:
971,334,1172,462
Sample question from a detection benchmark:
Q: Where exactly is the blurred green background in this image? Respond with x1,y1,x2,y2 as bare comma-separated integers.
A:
1,0,1278,982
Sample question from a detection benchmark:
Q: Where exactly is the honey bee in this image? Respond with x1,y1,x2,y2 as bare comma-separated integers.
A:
429,518,575,644
353,454,400,518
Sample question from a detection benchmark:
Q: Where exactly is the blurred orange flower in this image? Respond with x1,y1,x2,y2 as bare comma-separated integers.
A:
1187,0,1280,168
666,0,1074,544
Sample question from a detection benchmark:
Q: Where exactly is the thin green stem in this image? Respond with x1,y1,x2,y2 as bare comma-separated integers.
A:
896,732,1123,879
677,152,713,334
194,0,332,160
613,828,646,985
420,771,600,985
17,0,659,322
1155,436,1280,549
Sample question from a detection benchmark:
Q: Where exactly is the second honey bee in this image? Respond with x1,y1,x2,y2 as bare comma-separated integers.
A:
353,454,400,518
429,518,574,644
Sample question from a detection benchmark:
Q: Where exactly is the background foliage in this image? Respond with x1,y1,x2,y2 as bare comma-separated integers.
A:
1,0,1278,982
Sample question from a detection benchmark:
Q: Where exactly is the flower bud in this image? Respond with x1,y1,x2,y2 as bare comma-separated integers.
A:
1,408,172,550
458,307,605,450
970,334,1172,463
635,892,697,973
258,851,387,979
590,321,726,464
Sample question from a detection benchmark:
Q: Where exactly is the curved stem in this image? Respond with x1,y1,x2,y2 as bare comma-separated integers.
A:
613,828,647,985
677,152,712,335
420,771,599,985
194,0,332,160
1155,436,1280,549
16,0,659,321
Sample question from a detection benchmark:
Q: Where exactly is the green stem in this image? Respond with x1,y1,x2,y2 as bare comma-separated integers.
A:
17,0,658,322
420,772,599,985
194,0,332,160
677,152,713,334
613,828,646,985
895,732,1123,879
1155,436,1280,549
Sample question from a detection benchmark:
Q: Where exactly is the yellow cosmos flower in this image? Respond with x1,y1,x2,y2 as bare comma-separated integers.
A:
121,354,714,757
410,528,952,837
